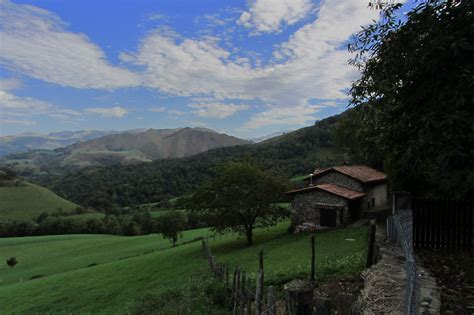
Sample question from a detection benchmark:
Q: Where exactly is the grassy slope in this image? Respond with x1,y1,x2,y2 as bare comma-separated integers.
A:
0,182,78,220
0,228,208,287
0,222,368,314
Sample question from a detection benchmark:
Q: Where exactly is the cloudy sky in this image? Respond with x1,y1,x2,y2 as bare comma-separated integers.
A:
0,0,382,137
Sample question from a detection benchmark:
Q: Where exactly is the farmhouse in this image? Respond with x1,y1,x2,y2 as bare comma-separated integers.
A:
287,165,388,229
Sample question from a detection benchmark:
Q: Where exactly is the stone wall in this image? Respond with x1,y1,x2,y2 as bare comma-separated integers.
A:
362,183,388,211
291,190,348,227
313,171,363,192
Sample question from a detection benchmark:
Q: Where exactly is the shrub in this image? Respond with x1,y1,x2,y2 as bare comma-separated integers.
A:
6,257,17,268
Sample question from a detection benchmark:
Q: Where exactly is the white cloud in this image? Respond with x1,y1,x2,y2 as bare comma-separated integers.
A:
0,90,52,113
85,106,128,118
0,89,84,124
241,104,320,130
0,0,140,89
0,118,36,126
0,78,21,91
189,102,249,118
238,0,313,34
0,0,380,131
124,0,378,131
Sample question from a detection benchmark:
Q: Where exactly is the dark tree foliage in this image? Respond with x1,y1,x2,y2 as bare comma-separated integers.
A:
340,0,474,198
156,211,187,245
182,161,289,246
32,115,345,210
6,257,17,268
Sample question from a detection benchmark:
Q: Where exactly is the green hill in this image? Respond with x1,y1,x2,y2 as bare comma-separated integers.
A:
34,113,347,210
0,181,78,221
0,222,368,313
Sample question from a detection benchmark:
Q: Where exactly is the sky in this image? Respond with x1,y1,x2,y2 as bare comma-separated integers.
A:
0,0,383,138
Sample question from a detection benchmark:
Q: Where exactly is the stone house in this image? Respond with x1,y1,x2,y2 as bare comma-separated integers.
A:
286,165,388,229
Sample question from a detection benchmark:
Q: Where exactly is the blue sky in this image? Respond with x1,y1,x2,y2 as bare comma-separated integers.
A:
0,0,383,138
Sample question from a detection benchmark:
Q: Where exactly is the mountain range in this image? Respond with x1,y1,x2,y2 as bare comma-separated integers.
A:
0,127,250,169
0,130,126,156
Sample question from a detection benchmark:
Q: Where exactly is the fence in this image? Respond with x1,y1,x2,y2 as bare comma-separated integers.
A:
202,238,277,315
412,198,474,249
387,209,419,315
202,232,366,314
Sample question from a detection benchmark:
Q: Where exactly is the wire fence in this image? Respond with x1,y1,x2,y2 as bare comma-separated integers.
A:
386,209,420,315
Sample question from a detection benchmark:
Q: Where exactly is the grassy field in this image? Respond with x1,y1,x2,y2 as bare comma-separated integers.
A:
0,222,368,314
0,182,79,220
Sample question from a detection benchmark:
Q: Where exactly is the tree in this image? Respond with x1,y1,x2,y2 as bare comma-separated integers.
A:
183,161,289,246
156,211,187,246
342,0,474,198
6,257,17,268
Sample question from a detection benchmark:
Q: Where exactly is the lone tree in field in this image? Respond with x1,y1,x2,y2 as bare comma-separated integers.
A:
157,211,187,246
184,161,288,246
6,257,17,268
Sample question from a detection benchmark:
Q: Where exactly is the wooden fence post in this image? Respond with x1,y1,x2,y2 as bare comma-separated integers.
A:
240,271,246,314
246,276,251,314
233,267,241,315
366,220,376,268
311,235,315,282
255,269,264,315
284,279,314,315
267,286,276,315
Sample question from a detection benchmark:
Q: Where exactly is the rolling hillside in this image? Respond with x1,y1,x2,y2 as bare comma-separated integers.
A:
37,113,346,209
0,222,368,313
0,181,78,220
1,127,250,169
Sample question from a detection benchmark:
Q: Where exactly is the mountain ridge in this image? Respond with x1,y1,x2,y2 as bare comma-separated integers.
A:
1,127,251,169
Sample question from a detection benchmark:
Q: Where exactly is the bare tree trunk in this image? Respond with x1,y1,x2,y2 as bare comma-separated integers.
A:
245,226,253,246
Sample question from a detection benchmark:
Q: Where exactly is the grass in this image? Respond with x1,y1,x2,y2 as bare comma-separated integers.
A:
0,181,79,221
0,228,209,287
290,175,309,182
210,223,368,284
0,222,368,314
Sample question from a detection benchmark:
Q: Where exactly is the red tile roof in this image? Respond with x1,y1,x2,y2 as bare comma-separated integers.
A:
312,165,387,183
317,183,366,200
286,183,366,200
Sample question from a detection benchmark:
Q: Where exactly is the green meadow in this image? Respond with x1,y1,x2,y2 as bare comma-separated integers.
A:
0,182,79,221
0,221,368,314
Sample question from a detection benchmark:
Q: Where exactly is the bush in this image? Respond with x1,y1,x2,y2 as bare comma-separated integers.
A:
6,257,17,268
129,278,229,315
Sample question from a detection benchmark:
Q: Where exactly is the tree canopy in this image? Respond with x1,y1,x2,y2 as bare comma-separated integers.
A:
182,161,289,246
337,0,474,198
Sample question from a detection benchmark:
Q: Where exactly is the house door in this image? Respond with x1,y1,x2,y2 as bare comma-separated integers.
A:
320,208,337,227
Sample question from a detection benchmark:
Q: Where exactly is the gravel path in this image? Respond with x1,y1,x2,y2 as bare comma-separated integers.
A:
356,225,440,314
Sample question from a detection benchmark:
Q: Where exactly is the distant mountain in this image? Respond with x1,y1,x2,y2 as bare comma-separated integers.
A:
1,127,251,169
0,130,122,156
61,127,250,166
33,113,347,210
248,131,290,143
